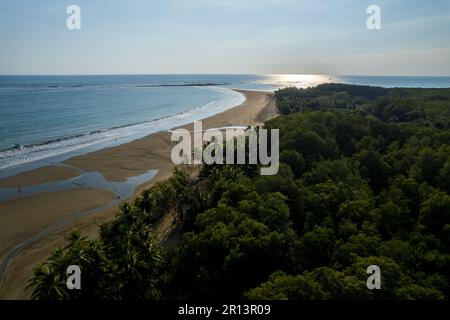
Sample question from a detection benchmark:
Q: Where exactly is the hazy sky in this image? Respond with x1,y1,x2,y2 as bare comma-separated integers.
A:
0,0,449,75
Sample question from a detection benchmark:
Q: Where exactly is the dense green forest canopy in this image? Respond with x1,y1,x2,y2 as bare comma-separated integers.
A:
275,83,450,129
29,84,450,300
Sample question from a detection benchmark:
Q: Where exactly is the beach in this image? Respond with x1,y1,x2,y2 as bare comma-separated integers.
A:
0,89,277,299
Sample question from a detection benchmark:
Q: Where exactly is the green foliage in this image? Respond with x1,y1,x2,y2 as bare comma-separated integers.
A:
29,84,450,300
245,271,328,300
27,231,112,300
274,83,387,115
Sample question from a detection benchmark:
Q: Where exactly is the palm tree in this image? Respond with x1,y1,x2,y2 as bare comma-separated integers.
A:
136,189,156,215
27,248,70,300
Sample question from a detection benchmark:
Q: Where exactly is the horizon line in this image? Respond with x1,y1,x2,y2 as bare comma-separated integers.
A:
1,73,450,77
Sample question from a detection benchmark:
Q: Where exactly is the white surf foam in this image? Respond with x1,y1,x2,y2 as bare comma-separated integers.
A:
0,87,245,170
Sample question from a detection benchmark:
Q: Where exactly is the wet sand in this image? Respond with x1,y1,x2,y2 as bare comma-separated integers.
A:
0,188,116,259
0,165,81,188
0,89,277,299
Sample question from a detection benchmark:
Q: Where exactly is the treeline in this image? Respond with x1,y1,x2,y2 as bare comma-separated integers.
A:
276,83,450,129
275,83,387,115
29,84,450,300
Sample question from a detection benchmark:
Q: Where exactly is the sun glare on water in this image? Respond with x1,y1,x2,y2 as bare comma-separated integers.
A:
268,74,333,88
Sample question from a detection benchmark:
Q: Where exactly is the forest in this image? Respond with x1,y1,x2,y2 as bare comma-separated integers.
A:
29,84,450,300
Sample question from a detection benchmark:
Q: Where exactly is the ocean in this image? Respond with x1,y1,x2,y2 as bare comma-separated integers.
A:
1,74,450,171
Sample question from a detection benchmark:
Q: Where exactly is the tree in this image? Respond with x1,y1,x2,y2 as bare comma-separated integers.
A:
245,271,327,300
420,190,450,237
297,226,335,270
280,149,305,177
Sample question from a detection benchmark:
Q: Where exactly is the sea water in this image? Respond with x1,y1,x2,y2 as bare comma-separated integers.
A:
1,74,449,171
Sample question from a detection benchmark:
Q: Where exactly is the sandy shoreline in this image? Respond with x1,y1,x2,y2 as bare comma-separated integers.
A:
64,89,275,182
0,165,82,189
0,89,277,299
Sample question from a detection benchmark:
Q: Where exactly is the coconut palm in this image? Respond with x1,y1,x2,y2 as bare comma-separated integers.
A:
27,248,70,300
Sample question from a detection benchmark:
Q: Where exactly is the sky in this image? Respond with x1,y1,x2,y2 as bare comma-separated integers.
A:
0,0,449,76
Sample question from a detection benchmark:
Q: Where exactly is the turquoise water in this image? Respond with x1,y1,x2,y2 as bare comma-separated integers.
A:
1,74,449,170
